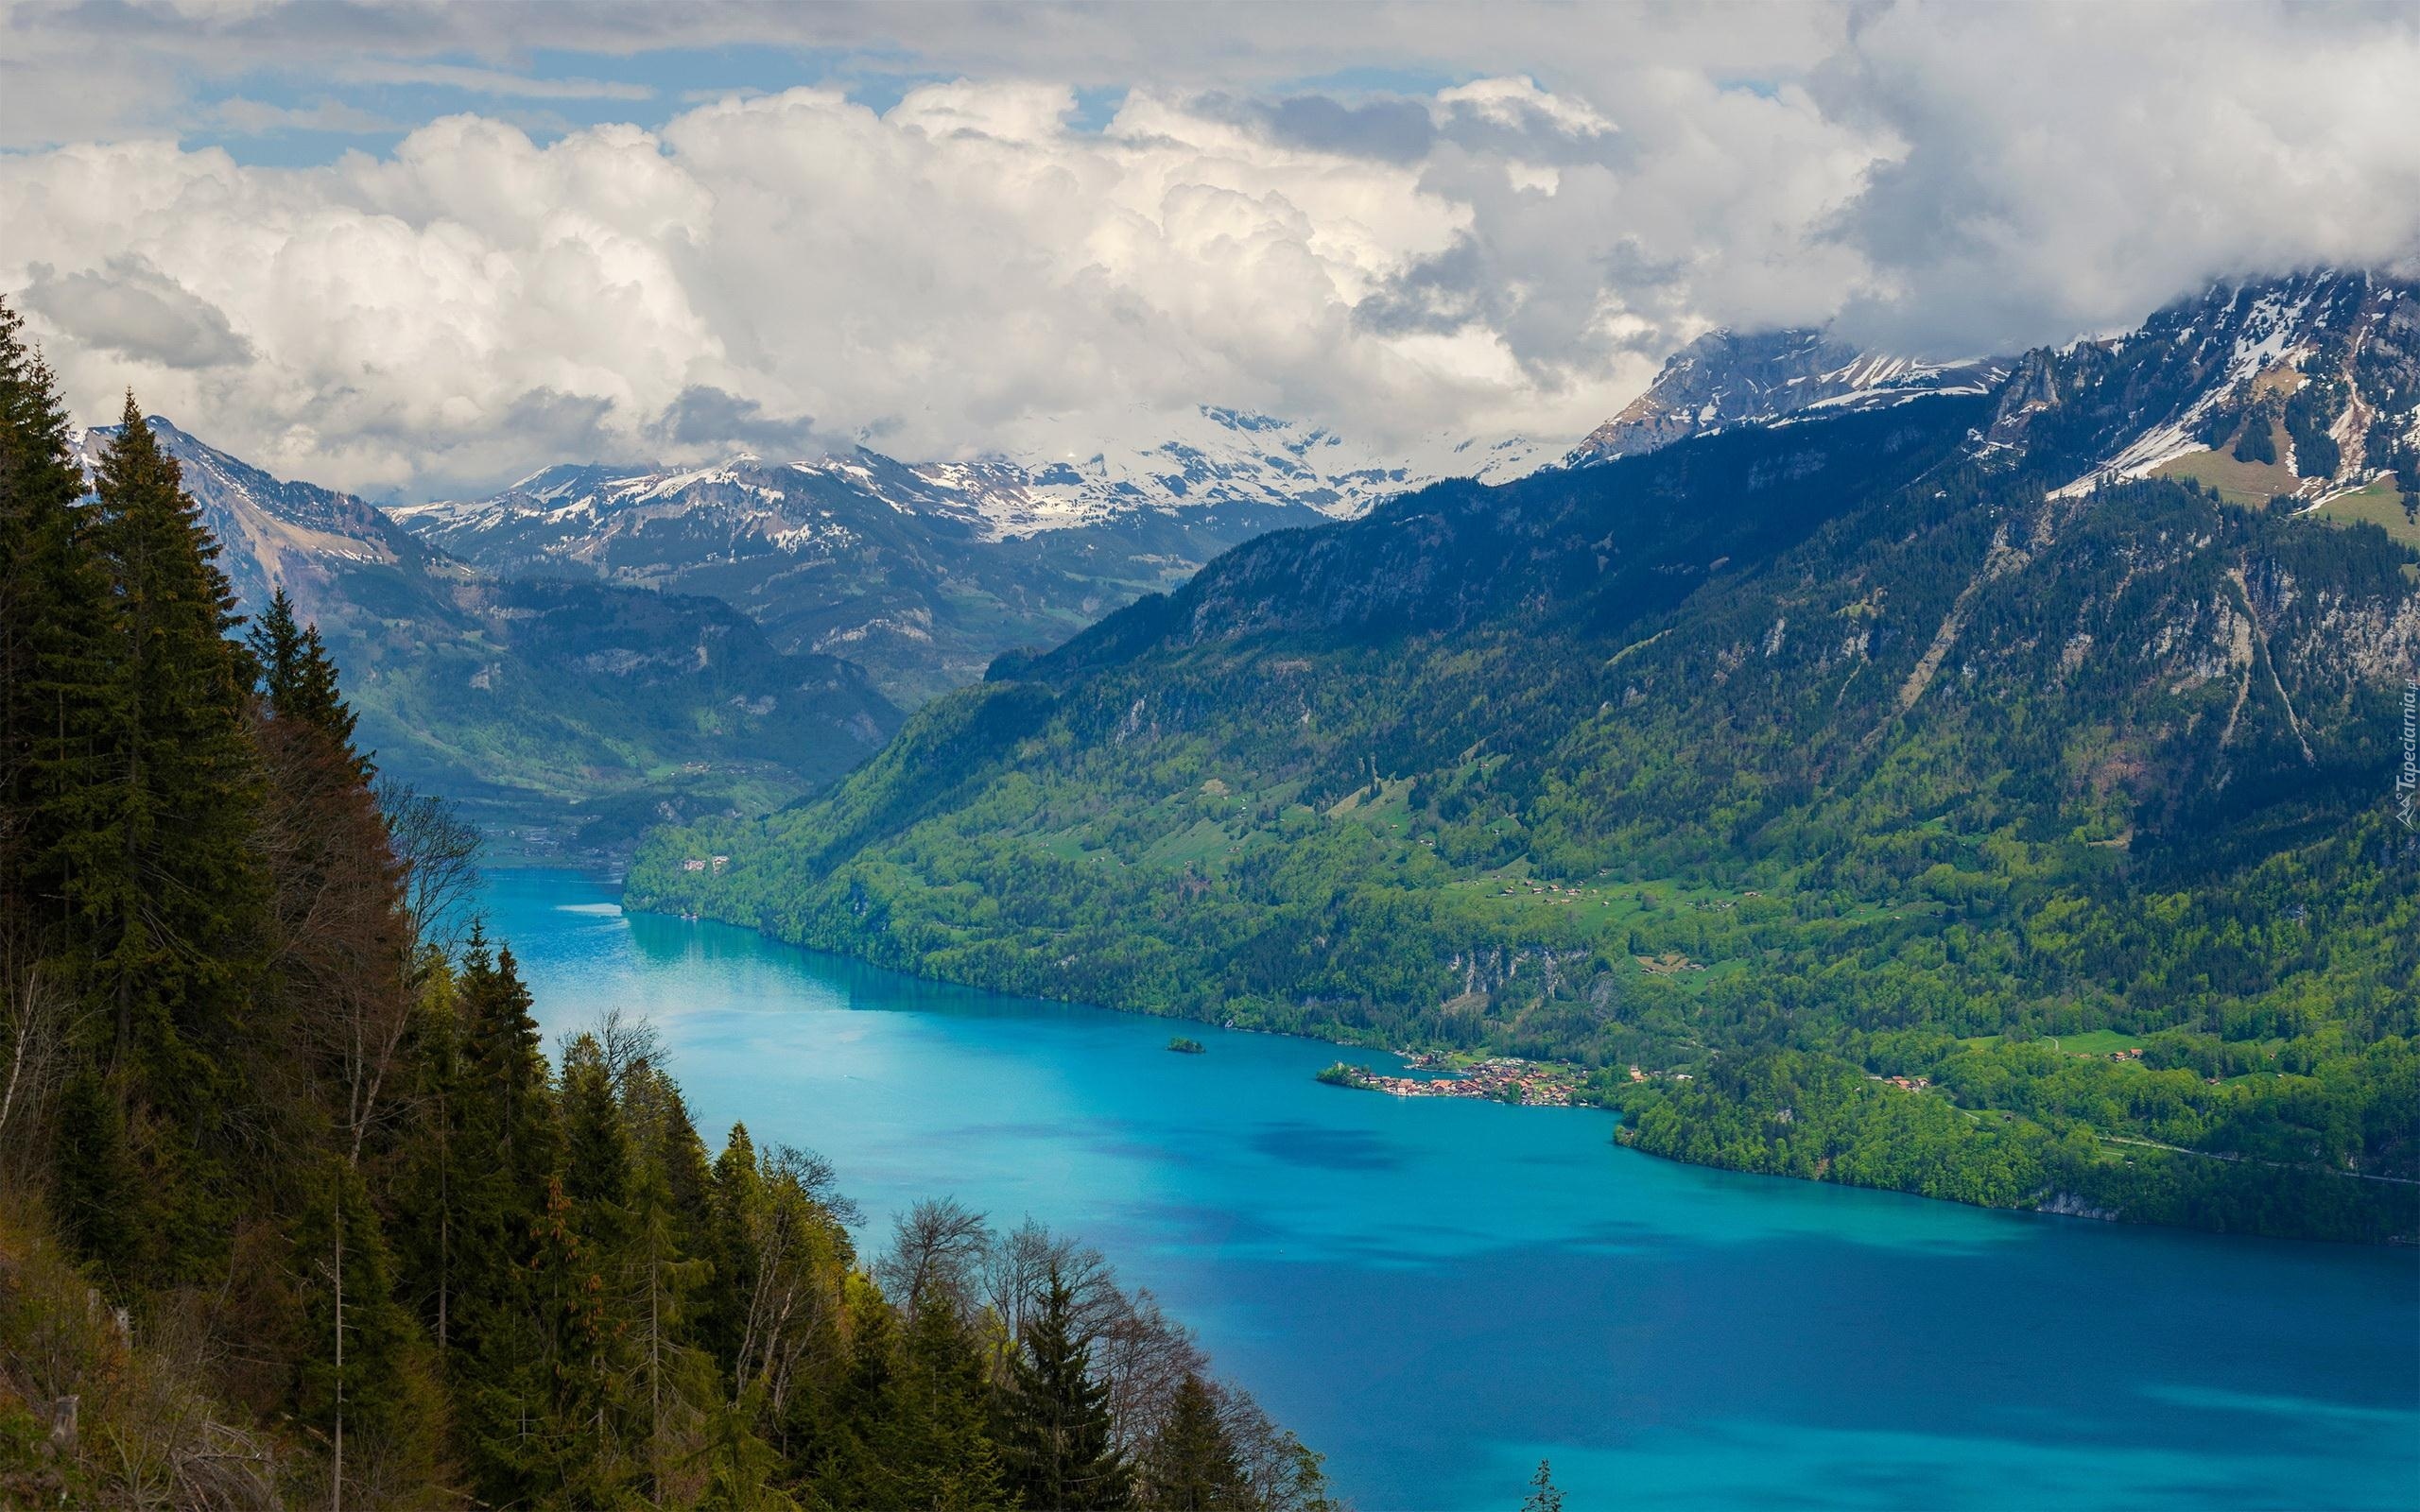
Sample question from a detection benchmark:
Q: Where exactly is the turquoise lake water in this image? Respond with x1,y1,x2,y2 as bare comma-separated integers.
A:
480,868,2419,1510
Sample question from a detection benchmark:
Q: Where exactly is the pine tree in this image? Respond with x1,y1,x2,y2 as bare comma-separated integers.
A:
1520,1458,1564,1512
250,588,365,774
290,1156,421,1510
0,298,109,938
999,1275,1130,1511
894,1281,1009,1510
1140,1374,1245,1511
56,399,267,1280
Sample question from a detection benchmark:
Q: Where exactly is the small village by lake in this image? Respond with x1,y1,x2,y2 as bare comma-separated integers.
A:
1319,1052,1587,1106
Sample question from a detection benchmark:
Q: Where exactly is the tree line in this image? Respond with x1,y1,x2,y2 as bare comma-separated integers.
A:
0,296,1329,1509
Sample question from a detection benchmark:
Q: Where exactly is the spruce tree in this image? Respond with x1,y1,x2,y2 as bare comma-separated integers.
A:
251,587,365,773
624,1060,717,1246
1140,1374,1245,1511
1520,1459,1564,1512
533,1172,622,1505
700,1122,763,1375
290,1156,421,1507
48,1066,144,1285
561,1035,645,1495
59,396,266,1278
388,960,481,1360
0,299,109,939
562,1033,634,1241
447,934,568,1505
75,396,264,1053
999,1275,1130,1511
622,1127,717,1503
807,1289,906,1509
894,1281,1010,1510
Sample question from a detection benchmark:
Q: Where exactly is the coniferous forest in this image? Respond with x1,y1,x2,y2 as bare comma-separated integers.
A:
0,300,1333,1507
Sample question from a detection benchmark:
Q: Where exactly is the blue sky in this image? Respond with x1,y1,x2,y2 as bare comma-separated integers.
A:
180,49,1481,168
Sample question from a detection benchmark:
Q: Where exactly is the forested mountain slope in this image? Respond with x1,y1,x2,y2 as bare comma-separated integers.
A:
0,301,1326,1509
118,421,902,847
633,274,2420,1243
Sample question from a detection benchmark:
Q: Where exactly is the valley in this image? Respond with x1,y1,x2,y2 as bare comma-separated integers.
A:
9,16,2420,1509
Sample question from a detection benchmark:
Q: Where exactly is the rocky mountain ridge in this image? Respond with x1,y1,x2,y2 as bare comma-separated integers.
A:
1564,328,2011,466
1979,269,2420,501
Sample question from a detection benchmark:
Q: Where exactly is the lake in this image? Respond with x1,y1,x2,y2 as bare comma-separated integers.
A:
480,868,2420,1510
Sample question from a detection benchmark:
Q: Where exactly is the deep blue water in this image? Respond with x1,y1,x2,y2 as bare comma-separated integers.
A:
481,869,2420,1511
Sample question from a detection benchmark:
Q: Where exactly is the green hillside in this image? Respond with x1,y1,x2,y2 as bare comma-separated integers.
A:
631,354,2420,1245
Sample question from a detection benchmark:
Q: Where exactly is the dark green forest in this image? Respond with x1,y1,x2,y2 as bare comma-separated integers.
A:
0,299,1329,1509
632,371,2420,1244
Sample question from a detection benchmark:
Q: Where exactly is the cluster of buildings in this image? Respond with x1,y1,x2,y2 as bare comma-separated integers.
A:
679,854,732,874
1325,1056,1580,1107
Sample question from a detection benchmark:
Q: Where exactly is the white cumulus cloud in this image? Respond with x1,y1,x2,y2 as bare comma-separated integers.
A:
0,0,2413,498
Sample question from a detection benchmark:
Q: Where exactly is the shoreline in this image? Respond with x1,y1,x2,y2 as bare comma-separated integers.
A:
609,886,2418,1247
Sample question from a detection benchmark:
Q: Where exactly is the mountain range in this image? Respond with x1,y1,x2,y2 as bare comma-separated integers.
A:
625,267,2420,1243
391,406,1553,704
130,268,2420,864
109,421,901,848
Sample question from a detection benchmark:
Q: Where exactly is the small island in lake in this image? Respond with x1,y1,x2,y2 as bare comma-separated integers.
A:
1167,1036,1207,1054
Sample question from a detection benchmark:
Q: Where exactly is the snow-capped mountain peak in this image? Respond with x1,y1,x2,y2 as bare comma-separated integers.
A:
395,405,1558,552
1979,269,2420,501
1563,328,2011,466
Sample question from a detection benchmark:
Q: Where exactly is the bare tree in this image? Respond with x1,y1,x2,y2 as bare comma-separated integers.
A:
975,1219,1211,1455
1092,1284,1210,1456
300,776,481,1167
730,1144,859,1420
250,719,415,1167
596,1006,665,1097
377,777,482,960
0,945,78,1184
875,1196,990,1324
1215,1380,1338,1511
764,1143,862,1228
